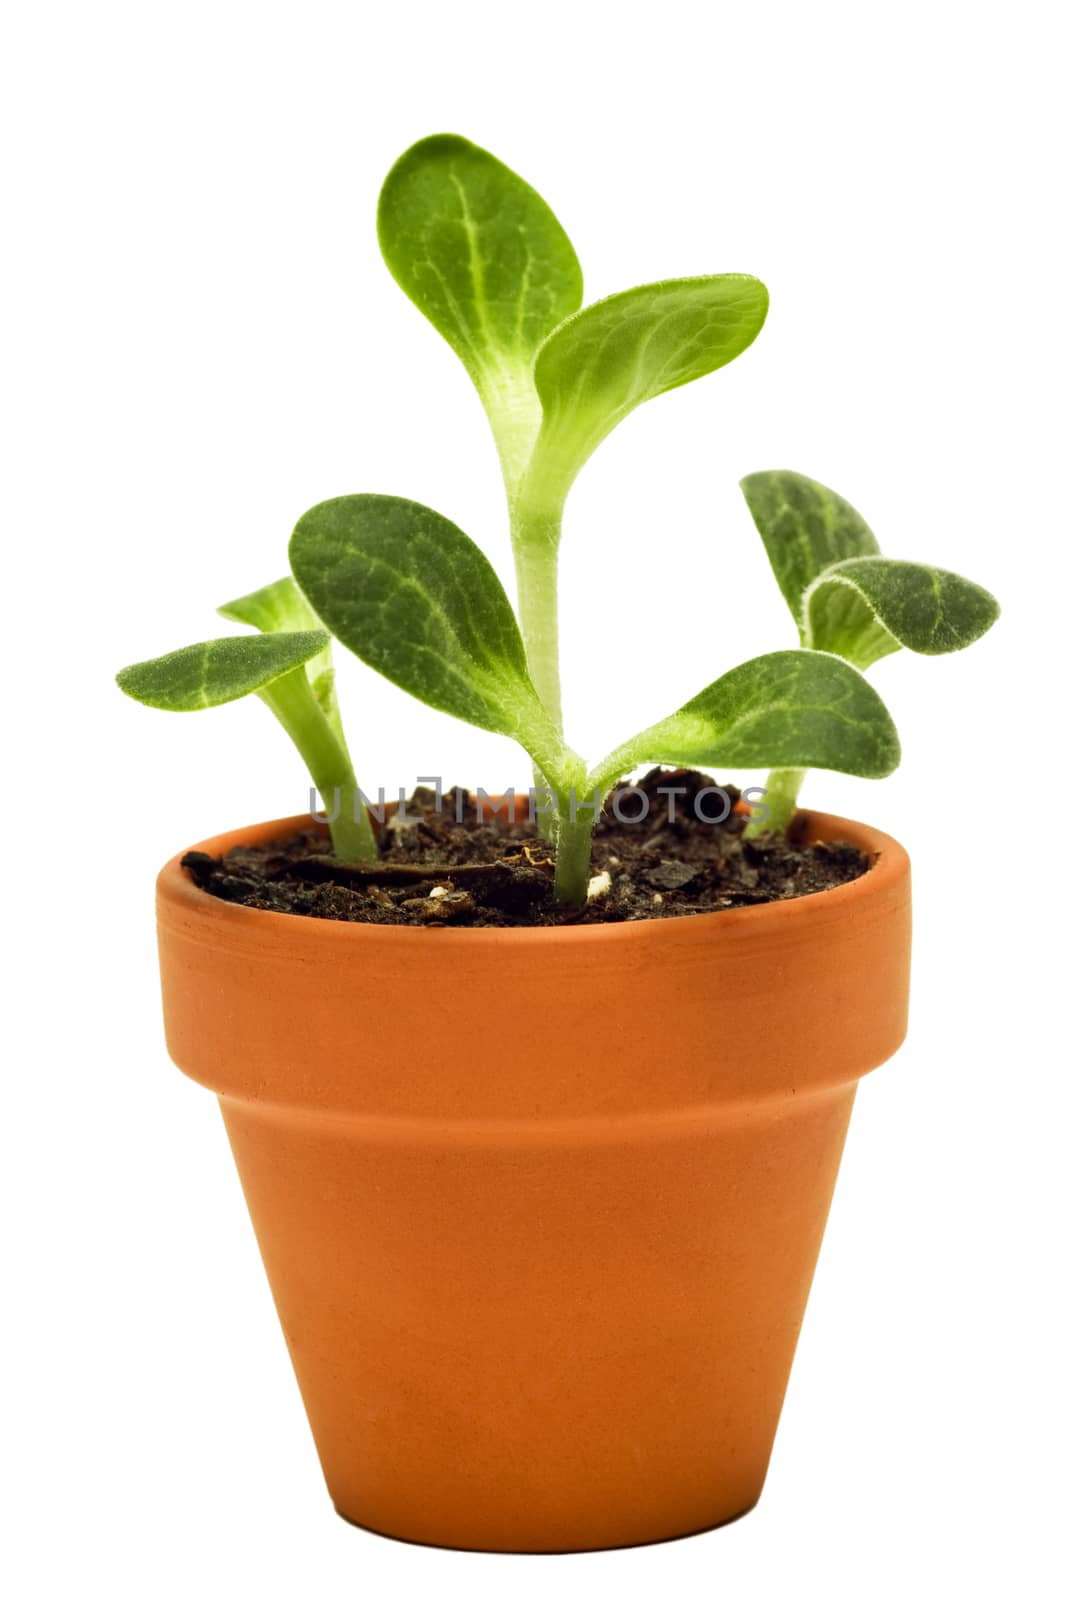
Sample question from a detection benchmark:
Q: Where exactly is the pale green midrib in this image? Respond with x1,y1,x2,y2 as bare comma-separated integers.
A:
191,641,317,710
446,169,544,376
374,632,521,735
420,255,542,456
195,642,212,707
678,696,883,752
590,691,889,792
423,257,486,367
418,246,545,494
305,539,571,765
418,175,551,490
416,240,562,415
512,226,533,345
313,538,524,680
927,565,945,645
412,528,515,664
448,170,496,358
700,693,883,741
764,506,824,625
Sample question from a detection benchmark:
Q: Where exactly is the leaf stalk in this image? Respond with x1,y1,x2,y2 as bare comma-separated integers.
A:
259,669,377,860
746,767,805,837
551,799,600,907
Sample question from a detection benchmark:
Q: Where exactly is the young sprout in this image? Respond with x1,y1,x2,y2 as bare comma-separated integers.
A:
740,471,1001,833
116,578,376,860
117,135,999,913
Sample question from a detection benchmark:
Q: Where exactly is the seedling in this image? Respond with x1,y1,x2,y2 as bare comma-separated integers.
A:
117,133,998,908
740,470,1000,831
117,578,377,860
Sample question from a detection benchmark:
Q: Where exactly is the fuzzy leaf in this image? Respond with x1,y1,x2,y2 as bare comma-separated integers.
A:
527,276,769,499
116,631,329,711
289,493,552,745
741,470,880,628
377,133,582,479
804,556,1001,668
219,576,341,731
593,649,900,788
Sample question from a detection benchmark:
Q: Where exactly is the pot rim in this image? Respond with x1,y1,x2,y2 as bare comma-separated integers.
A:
157,807,909,950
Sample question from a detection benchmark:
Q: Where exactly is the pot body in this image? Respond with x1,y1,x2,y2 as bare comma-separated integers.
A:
157,811,911,1553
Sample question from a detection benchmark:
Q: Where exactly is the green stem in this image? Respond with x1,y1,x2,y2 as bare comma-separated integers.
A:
510,503,564,731
259,668,377,860
521,742,598,908
746,767,806,837
510,496,565,841
552,798,599,908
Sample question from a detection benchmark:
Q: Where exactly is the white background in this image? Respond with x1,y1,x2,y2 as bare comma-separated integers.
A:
3,3,1068,1595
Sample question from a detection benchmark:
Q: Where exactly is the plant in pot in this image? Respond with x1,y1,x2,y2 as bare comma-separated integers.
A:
118,135,999,1554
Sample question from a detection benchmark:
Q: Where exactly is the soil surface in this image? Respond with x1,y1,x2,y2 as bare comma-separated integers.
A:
181,769,870,928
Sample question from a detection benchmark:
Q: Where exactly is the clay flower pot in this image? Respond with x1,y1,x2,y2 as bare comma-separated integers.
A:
157,808,910,1553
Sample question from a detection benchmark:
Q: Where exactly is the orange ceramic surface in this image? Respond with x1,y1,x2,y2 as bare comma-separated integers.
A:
156,810,911,1552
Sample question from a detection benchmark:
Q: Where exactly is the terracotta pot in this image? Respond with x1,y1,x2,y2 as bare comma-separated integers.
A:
156,808,910,1553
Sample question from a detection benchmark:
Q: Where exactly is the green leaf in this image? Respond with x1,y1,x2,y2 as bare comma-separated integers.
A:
742,471,1002,668
804,556,1001,668
219,575,342,734
591,649,900,789
289,493,561,757
217,575,321,633
740,470,880,629
377,133,582,483
526,276,769,501
116,631,329,711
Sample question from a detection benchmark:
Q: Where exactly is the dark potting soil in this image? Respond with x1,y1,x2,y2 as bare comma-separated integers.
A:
181,769,870,929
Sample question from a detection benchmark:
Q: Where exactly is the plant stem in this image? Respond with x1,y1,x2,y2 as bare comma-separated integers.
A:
521,741,598,907
259,668,377,860
510,495,565,841
510,502,564,731
746,767,806,837
553,800,599,907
